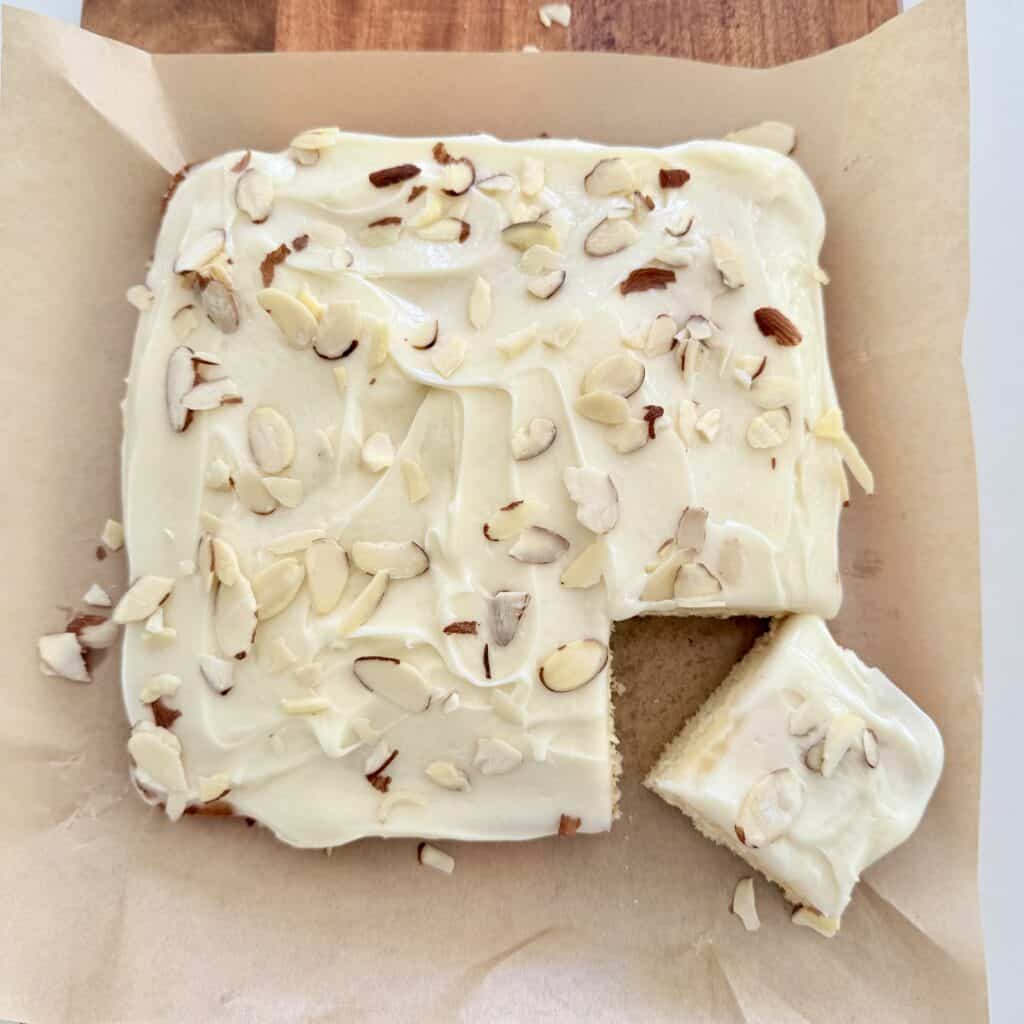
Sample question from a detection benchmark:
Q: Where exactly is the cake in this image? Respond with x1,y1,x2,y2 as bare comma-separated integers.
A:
645,614,944,931
113,127,869,848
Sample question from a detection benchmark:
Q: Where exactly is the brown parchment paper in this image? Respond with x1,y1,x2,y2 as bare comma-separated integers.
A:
0,1,984,1020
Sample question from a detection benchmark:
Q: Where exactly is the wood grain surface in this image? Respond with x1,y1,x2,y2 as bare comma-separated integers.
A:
83,0,898,64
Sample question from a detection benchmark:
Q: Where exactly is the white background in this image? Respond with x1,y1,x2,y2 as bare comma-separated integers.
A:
6,0,1023,1019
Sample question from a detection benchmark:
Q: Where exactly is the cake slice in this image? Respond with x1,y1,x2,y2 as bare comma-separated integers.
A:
645,614,943,930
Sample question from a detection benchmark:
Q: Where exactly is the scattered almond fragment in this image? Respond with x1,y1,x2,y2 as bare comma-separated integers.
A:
361,432,395,473
281,695,330,715
352,540,429,579
496,323,539,358
584,217,638,257
646,314,677,356
360,217,403,247
140,673,181,704
734,768,803,848
83,583,112,607
791,906,840,938
511,417,557,461
610,417,648,454
677,400,699,447
561,539,604,589
584,157,634,196
710,236,746,289
619,266,675,295
558,814,582,836
675,562,722,599
468,276,492,329
126,284,154,311
509,526,569,564
582,352,645,397
425,761,470,791
747,408,791,449
128,723,187,795
575,390,630,425
502,220,559,252
812,406,875,494
290,126,341,152
199,279,240,333
527,269,566,299
263,477,302,508
248,406,295,475
214,576,258,659
369,163,420,188
38,632,90,682
564,467,619,534
234,468,278,515
538,3,571,27
724,121,797,155
199,654,234,695
540,638,608,693
337,571,389,637
443,620,478,636
490,590,531,646
754,307,802,347
113,576,174,624
235,168,274,222
418,842,456,875
304,538,349,615
252,559,306,620
417,217,470,243
731,878,760,932
258,288,318,349
659,168,690,189
483,499,547,541
695,408,722,443
474,737,524,775
400,458,430,504
431,334,467,378
821,711,868,778
353,656,432,712
174,228,226,275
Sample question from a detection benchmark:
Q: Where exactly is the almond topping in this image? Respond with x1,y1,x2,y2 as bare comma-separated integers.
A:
754,307,802,346
257,288,318,349
509,526,569,564
724,121,797,155
401,458,430,503
483,499,547,541
351,540,429,579
313,300,360,359
337,572,389,637
511,417,558,460
113,576,174,624
361,432,395,473
305,538,349,614
675,506,708,552
502,220,559,252
360,217,403,247
575,390,630,425
710,236,746,289
235,168,274,222
527,268,566,299
584,217,638,257
369,163,420,188
353,656,432,712
539,639,608,693
38,632,90,683
166,345,197,433
174,228,225,274
735,768,803,848
564,467,619,534
248,406,295,474
560,539,605,589
490,590,531,647
619,266,675,295
199,279,240,333
252,558,305,620
747,408,791,449
659,168,690,189
199,654,234,695
214,577,257,659
731,878,761,932
584,157,635,196
674,562,722,599
474,737,524,775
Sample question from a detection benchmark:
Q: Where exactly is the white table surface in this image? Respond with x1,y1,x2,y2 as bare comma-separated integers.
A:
6,0,1022,1020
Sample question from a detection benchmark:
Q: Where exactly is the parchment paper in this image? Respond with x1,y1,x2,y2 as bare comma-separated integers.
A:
0,1,984,1020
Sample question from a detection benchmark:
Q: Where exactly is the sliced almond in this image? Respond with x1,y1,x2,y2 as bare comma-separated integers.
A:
477,172,517,193
538,2,571,27
521,244,562,275
139,672,181,704
813,407,875,494
678,399,699,446
675,505,708,552
483,498,547,541
174,228,225,274
804,741,825,773
496,324,539,358
582,352,645,397
610,417,648,453
182,377,242,411
640,549,686,601
646,314,678,356
290,126,341,151
314,300,360,359
710,235,746,289
468,276,492,329
439,156,475,196
38,632,90,683
281,695,330,715
564,467,619,534
368,163,421,188
248,407,295,474
166,345,197,433
263,476,303,508
214,576,257,659
113,576,174,624
252,558,305,621
171,304,200,340
199,654,234,695
575,390,630,425
754,306,802,347
265,529,326,555
128,723,187,794
540,639,608,693
542,313,583,350
360,217,403,247
863,728,880,768
199,279,240,334
519,155,545,196
361,432,395,473
474,737,524,775
731,878,760,932
584,157,635,196
725,120,797,155
234,468,278,515
735,768,803,848
83,583,112,607
509,526,569,564
431,335,467,378
752,375,798,410
407,319,439,351
584,217,638,257
304,538,349,614
821,711,867,778
511,417,557,460
791,906,840,938
489,590,531,647
205,457,232,490
211,537,242,586
425,761,470,792
257,288,318,349
747,408,791,449
717,538,745,586
126,284,154,311
674,562,722,599
417,217,469,243
401,458,430,503
235,168,274,222
619,266,675,295
502,220,559,252
696,408,722,443
560,540,605,589
353,656,432,712
337,571,389,636
527,269,566,299
666,211,695,238
351,540,429,579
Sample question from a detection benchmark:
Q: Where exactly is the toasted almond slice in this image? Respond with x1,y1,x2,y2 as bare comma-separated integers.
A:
351,540,429,579
641,549,686,601
509,526,569,564
182,377,242,411
527,269,566,300
511,417,557,460
235,168,274,222
477,172,517,193
314,300,360,359
584,217,638,257
725,120,797,154
257,288,318,349
731,878,761,931
502,220,559,252
38,632,90,682
263,477,302,508
113,576,174,624
821,711,868,778
368,163,421,187
211,537,242,586
581,352,645,397
252,559,305,620
645,314,678,356
248,407,295,474
353,656,432,712
304,538,349,614
214,576,257,659
575,391,630,425
754,306,802,347
360,217,403,246
539,639,608,693
265,529,325,555
474,737,524,775
234,467,278,514
468,276,492,329
674,562,722,599
710,235,746,289
417,217,469,243
675,506,708,552
361,432,395,474
747,408,791,449
610,417,648,453
425,761,470,791
584,157,634,196
560,539,605,589
174,228,225,274
291,126,341,150
431,335,467,378
521,244,562,275
489,590,531,646
128,723,187,793
564,467,619,534
496,323,539,358
483,498,547,541
337,571,389,637
199,654,234,695
199,279,240,334
735,768,803,848
439,157,475,195
791,906,840,938
406,319,439,351
401,458,430,503
166,345,197,433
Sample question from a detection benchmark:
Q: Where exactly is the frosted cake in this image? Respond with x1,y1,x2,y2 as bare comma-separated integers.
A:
115,128,868,847
646,614,944,932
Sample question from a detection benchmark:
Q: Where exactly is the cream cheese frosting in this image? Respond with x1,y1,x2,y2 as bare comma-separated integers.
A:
645,614,944,922
120,130,850,847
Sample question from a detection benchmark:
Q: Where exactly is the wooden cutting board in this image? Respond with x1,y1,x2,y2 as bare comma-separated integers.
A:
81,0,897,64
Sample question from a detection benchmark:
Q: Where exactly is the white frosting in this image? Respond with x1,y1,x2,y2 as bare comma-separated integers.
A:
121,131,844,848
646,614,944,919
